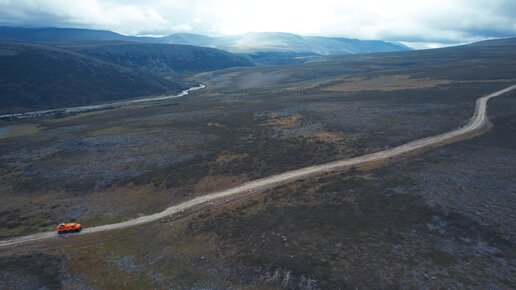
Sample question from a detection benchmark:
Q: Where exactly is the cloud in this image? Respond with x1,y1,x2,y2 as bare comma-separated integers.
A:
0,0,514,47
0,0,169,34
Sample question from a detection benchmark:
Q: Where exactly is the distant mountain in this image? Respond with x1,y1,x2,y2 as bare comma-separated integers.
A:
303,36,412,54
0,41,187,114
0,27,411,57
0,26,147,42
60,42,253,75
160,33,214,47
160,32,411,55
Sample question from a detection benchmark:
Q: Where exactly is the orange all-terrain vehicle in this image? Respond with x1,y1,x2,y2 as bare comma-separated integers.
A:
57,223,82,234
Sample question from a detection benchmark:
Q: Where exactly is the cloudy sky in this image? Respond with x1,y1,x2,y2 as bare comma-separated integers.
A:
0,0,515,48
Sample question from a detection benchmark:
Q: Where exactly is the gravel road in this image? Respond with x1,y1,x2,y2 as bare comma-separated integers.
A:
1,84,514,248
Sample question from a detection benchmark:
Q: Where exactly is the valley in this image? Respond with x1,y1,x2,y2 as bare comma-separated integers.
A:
0,27,515,289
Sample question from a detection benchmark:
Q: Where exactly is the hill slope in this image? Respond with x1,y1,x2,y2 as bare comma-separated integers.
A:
0,41,187,114
0,26,150,42
197,37,516,92
60,42,254,75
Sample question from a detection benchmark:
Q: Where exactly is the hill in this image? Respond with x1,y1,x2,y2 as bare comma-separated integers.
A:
161,32,410,55
0,41,187,114
0,27,410,56
0,26,149,42
60,42,254,75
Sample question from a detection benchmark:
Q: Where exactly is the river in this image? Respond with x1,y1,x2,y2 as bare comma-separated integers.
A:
0,84,206,120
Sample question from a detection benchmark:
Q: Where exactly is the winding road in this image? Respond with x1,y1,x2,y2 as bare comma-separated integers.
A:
1,84,515,248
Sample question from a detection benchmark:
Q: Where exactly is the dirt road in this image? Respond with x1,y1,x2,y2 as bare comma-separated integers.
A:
1,84,515,248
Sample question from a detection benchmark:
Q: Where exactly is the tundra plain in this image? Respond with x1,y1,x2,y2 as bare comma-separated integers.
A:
0,38,515,289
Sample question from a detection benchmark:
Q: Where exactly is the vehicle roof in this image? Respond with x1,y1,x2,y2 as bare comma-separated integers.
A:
58,222,80,227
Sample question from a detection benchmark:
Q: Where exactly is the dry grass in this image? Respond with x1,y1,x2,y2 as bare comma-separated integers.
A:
215,152,249,164
45,109,108,123
308,131,345,143
324,75,450,92
89,126,132,136
65,242,155,289
267,113,302,128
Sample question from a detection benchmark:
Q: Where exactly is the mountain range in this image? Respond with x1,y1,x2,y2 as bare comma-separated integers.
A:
0,27,410,56
161,32,411,55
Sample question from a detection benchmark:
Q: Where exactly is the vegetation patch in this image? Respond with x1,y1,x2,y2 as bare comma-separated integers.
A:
193,174,249,194
0,254,63,289
215,152,250,164
0,208,53,239
267,113,302,128
323,75,450,92
89,126,134,137
0,123,40,139
308,131,344,143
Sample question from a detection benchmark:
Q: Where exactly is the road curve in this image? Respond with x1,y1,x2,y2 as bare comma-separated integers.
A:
1,84,515,248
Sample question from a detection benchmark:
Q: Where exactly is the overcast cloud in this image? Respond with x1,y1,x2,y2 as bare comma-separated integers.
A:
0,0,514,48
